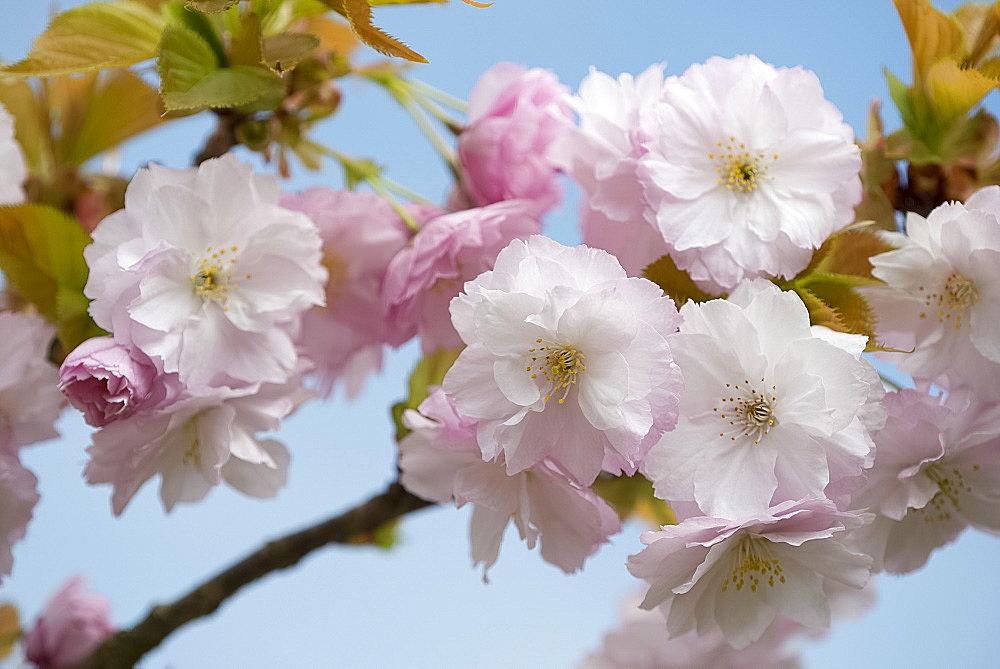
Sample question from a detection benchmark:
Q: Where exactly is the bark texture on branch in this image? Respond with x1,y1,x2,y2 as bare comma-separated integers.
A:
79,482,433,668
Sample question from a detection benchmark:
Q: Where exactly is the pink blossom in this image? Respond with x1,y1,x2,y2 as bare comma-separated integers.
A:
0,312,63,454
399,389,620,575
551,65,670,276
455,62,572,216
0,103,26,205
58,337,166,427
627,498,872,649
281,188,424,397
849,389,1000,574
443,235,683,485
0,451,38,582
382,200,541,353
24,576,115,668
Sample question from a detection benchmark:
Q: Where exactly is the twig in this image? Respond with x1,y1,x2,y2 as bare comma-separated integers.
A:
193,110,245,166
79,482,434,668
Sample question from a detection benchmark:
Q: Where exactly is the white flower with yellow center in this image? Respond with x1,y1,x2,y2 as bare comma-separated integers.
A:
84,154,326,391
639,55,861,293
443,235,684,486
643,280,884,519
627,498,872,650
866,188,1000,395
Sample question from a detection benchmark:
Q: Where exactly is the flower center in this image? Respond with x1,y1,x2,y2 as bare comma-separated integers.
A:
916,271,978,330
721,535,785,594
715,378,778,444
526,339,586,405
709,137,777,193
917,462,978,523
191,246,246,309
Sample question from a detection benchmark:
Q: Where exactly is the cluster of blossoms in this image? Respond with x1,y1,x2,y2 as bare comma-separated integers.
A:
2,41,998,663
394,54,1000,659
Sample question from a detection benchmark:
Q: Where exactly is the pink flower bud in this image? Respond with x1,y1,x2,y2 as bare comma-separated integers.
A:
58,337,161,427
24,576,115,668
456,62,572,215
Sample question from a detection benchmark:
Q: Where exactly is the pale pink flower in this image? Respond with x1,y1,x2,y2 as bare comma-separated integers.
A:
399,389,620,575
455,62,572,215
579,591,803,669
0,312,63,454
639,55,862,292
382,200,541,353
849,389,1000,574
84,370,310,515
58,337,167,427
443,235,683,485
84,154,326,391
24,576,115,669
0,451,39,582
643,280,883,519
281,188,420,397
0,103,26,205
867,188,1000,396
551,65,670,276
627,498,872,649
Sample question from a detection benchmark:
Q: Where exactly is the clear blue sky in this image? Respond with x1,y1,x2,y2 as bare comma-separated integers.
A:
3,1,1000,667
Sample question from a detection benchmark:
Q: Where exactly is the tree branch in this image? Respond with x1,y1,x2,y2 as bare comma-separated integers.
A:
79,482,433,668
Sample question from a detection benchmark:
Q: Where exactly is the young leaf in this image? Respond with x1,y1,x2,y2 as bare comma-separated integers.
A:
591,474,676,527
924,59,996,127
392,347,462,441
0,605,18,660
164,2,230,67
893,0,965,81
0,80,52,174
263,33,321,71
641,253,716,307
302,16,359,55
186,0,241,11
230,12,265,66
319,0,428,63
2,1,166,77
0,205,104,353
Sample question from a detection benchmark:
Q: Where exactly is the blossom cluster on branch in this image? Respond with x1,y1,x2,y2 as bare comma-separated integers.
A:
0,0,999,665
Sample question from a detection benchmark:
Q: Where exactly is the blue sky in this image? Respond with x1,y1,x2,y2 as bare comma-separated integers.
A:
3,1,1000,667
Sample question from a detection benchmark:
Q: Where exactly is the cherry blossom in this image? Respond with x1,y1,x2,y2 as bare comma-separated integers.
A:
639,55,862,292
0,451,38,582
0,312,63,454
551,65,670,276
24,576,116,669
867,188,1000,396
443,235,683,485
398,389,620,575
627,498,872,649
0,103,26,205
643,280,883,519
83,154,326,391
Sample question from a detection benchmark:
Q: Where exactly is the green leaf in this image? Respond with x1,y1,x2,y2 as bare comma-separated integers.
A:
641,253,716,307
263,33,321,71
591,474,676,527
159,24,285,112
230,12,265,66
798,276,879,344
2,1,166,77
802,225,894,280
0,205,104,354
885,66,919,131
392,347,462,441
893,0,965,80
63,71,165,165
0,605,18,660
164,1,230,67
855,100,900,232
924,59,996,127
186,0,241,11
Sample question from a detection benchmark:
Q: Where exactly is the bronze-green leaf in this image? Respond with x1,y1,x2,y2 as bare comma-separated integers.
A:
2,1,166,77
642,253,716,307
263,33,321,71
591,474,676,527
186,0,241,11
392,347,462,441
893,0,965,81
0,205,104,354
320,0,428,63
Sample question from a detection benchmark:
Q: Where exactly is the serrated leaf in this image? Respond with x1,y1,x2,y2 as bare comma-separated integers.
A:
253,0,330,35
63,71,165,165
263,33,321,71
954,2,1000,66
790,285,847,332
591,474,675,527
641,253,716,306
302,16,359,55
0,205,103,354
885,66,919,131
392,347,462,441
163,66,286,112
186,0,241,11
807,226,895,280
164,1,229,67
2,1,166,77
798,277,878,341
0,604,18,660
158,24,219,100
980,56,1000,79
320,0,428,63
894,0,965,80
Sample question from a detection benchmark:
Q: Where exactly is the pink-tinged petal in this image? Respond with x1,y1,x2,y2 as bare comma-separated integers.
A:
222,439,290,499
469,504,512,573
692,435,779,519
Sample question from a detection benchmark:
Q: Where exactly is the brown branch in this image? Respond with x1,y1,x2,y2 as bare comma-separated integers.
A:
193,110,245,166
79,482,433,668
